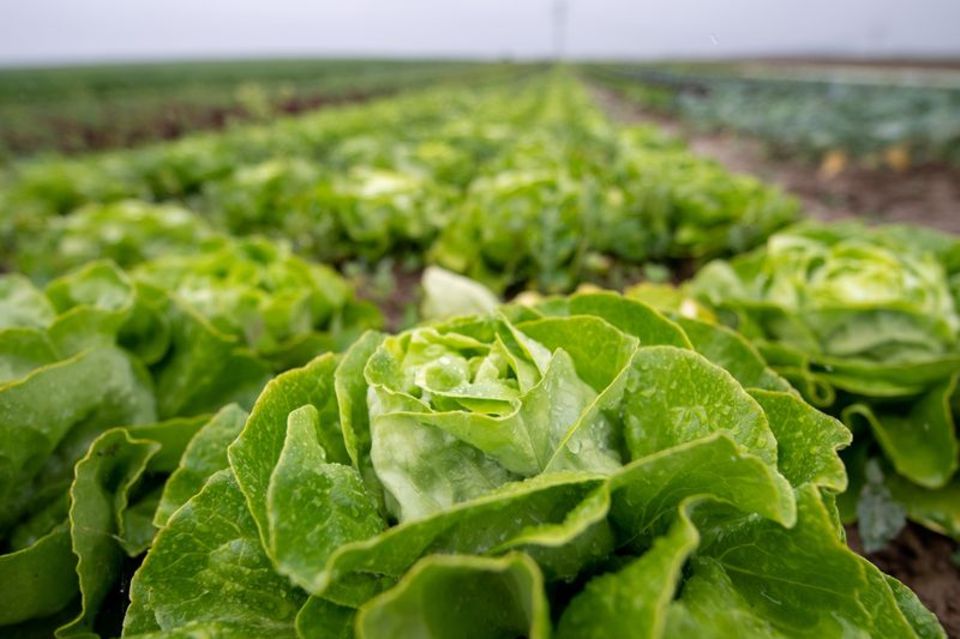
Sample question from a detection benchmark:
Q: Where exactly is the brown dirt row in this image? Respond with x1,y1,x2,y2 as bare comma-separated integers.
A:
593,86,960,234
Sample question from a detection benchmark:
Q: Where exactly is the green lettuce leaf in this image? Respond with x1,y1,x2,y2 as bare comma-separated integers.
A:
0,346,155,530
58,429,159,637
154,405,248,528
356,553,549,639
123,470,306,638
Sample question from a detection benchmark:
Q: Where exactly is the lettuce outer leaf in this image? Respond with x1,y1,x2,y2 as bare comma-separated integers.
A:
622,345,780,468
844,377,958,489
689,486,928,637
229,354,344,551
356,553,549,639
688,222,960,545
334,331,387,501
749,389,850,492
0,346,156,530
57,429,160,637
0,328,59,384
123,470,306,638
295,597,355,639
556,503,699,639
674,316,790,392
0,524,76,626
306,472,605,601
154,405,248,528
266,405,385,593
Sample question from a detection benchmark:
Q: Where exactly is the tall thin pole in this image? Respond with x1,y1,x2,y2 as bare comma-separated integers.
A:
553,0,568,61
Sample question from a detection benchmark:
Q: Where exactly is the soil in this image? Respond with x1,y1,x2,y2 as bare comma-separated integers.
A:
593,86,960,234
352,260,424,333
595,84,960,635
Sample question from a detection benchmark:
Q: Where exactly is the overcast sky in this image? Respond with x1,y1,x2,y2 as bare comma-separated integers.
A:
1,0,959,66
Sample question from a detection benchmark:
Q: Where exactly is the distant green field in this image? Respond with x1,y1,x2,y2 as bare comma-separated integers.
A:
0,58,501,158
587,61,960,166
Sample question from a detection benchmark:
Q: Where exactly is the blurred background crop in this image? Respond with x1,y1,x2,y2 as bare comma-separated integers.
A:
1,0,958,157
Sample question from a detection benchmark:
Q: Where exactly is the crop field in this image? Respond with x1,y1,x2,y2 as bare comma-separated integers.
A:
590,61,960,166
0,59,519,160
0,60,958,637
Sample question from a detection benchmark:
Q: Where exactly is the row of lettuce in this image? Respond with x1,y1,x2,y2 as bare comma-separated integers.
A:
435,216,960,555
2,71,799,293
589,64,960,167
678,221,960,550
0,233,382,636
0,60,521,159
0,263,948,635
